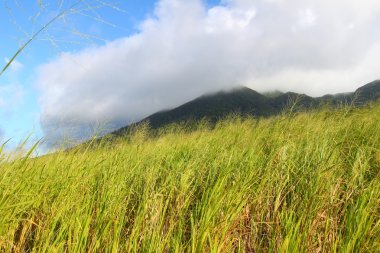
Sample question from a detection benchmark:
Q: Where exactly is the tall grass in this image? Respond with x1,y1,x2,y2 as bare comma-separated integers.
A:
0,104,379,252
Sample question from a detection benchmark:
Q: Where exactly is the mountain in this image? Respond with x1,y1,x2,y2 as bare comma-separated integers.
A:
138,87,275,129
353,80,380,104
113,80,380,135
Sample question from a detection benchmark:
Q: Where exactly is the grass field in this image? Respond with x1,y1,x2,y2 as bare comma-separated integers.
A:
0,104,379,252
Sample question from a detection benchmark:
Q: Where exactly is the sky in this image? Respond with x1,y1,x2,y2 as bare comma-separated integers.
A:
1,0,380,150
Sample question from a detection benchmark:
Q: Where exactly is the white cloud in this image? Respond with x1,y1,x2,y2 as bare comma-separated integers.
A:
205,6,256,32
36,0,380,145
297,8,317,28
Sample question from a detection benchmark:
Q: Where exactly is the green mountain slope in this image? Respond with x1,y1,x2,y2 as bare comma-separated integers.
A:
114,80,380,135
142,87,275,129
354,80,380,104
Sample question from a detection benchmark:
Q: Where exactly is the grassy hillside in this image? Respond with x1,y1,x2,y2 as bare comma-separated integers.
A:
1,104,380,252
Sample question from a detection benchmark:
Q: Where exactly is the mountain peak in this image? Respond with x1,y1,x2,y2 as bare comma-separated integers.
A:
356,80,380,90
354,80,380,103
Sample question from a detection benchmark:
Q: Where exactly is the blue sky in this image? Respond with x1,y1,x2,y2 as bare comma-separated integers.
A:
1,0,380,150
0,0,224,148
0,0,185,147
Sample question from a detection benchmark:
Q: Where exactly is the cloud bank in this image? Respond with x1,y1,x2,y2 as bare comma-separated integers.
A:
36,0,380,145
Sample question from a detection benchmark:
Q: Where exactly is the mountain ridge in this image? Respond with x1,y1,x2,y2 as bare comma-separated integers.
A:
113,80,380,135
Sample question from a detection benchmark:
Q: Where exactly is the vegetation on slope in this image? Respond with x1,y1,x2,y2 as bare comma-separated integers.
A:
0,104,380,252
